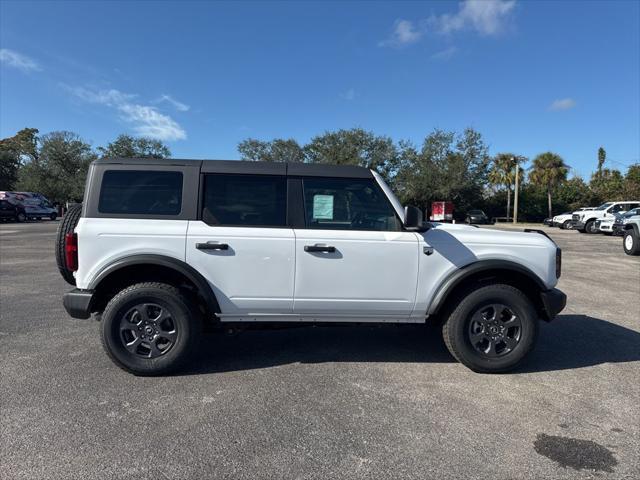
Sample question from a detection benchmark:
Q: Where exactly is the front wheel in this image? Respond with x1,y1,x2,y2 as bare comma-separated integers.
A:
442,284,538,373
585,220,599,234
623,230,640,255
16,212,26,222
562,220,573,230
100,282,202,375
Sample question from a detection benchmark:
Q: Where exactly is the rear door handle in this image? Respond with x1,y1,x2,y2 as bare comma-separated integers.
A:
304,244,336,253
196,242,229,250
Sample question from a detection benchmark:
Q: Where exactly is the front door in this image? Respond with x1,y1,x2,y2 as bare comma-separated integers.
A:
292,177,420,318
186,173,295,316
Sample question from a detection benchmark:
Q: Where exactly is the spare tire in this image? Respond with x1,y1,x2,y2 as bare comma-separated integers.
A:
55,204,83,285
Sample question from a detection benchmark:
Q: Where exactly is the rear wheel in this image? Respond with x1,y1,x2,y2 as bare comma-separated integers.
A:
442,284,538,373
623,230,640,255
49,212,57,221
16,212,26,222
55,204,83,285
100,282,202,375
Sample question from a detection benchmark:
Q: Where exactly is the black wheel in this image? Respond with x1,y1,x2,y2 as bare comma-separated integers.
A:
100,282,202,375
623,230,640,255
55,204,82,285
585,220,598,234
49,213,57,221
442,284,538,373
562,220,573,230
16,212,26,223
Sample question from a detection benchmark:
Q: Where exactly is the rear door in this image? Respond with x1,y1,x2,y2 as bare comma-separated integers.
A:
292,176,419,318
186,172,295,316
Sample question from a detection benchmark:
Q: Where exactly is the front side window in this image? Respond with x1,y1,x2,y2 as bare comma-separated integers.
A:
202,174,287,227
302,177,401,231
99,170,183,215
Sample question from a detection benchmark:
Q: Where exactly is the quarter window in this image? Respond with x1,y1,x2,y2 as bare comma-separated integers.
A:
98,170,183,215
302,177,401,231
202,174,287,227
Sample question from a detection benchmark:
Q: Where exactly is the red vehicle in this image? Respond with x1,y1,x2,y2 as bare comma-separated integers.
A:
430,201,454,222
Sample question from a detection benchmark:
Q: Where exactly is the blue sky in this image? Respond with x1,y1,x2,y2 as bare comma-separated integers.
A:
1,0,638,178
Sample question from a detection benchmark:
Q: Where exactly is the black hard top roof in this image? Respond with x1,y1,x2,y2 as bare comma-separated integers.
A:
94,158,373,178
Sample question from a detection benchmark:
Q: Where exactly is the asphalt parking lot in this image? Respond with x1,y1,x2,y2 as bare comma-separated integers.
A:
1,221,638,480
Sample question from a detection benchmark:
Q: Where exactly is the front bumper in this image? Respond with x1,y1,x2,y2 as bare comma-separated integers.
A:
572,221,585,229
63,289,95,319
540,288,567,322
613,224,626,235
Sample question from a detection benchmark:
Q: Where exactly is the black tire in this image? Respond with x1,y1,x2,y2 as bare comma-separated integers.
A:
100,282,202,376
442,284,538,373
584,219,598,234
16,212,26,223
562,220,573,230
623,230,640,255
49,213,57,221
55,204,83,285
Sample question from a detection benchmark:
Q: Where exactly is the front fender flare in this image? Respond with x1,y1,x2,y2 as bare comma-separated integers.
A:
426,260,547,316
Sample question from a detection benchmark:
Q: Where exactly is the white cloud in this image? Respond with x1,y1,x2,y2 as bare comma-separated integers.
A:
65,86,186,141
0,48,41,72
340,88,356,101
156,94,190,112
430,0,517,36
379,19,423,47
431,46,458,60
549,98,577,111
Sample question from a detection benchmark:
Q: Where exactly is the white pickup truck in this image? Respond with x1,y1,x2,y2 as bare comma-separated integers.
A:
57,158,566,376
572,201,640,233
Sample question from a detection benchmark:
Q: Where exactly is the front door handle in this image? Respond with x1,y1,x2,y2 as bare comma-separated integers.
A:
196,242,229,250
304,244,336,253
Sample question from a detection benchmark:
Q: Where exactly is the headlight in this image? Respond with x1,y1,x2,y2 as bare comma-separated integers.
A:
623,218,630,224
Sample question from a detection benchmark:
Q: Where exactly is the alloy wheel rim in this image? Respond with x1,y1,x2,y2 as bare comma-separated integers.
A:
625,235,633,250
119,303,177,358
468,304,522,357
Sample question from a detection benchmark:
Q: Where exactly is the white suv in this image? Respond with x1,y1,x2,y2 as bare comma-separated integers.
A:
58,158,566,375
572,201,640,233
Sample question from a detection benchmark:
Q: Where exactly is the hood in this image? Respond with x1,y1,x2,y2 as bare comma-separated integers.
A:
425,222,555,248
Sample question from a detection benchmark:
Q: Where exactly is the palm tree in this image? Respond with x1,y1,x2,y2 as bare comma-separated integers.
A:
529,152,569,218
488,153,524,219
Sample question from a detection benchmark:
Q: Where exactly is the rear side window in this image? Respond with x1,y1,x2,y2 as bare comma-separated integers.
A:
99,170,183,215
302,177,401,231
202,174,287,227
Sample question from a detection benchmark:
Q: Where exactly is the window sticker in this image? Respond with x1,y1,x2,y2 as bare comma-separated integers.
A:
313,194,334,219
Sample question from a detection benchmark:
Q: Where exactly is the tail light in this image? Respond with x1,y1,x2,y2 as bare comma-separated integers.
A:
65,233,78,271
555,247,562,278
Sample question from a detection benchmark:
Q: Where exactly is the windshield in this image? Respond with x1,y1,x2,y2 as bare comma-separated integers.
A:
623,208,640,217
595,202,613,211
468,210,484,215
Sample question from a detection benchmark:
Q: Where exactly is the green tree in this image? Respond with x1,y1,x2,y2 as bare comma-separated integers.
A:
488,153,525,219
303,128,399,180
98,134,170,158
396,128,490,216
529,152,569,218
17,131,96,203
590,168,625,201
237,138,304,162
597,147,606,177
0,128,40,189
623,164,640,199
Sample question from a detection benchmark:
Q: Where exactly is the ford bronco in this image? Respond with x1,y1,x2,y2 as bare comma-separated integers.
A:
58,158,566,375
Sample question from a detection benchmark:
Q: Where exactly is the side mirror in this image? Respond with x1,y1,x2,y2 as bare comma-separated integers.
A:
404,205,424,230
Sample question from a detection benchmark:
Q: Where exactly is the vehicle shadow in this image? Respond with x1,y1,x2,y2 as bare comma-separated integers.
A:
183,314,640,375
521,314,640,373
